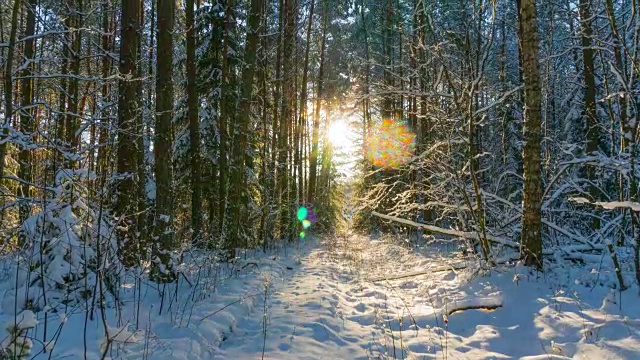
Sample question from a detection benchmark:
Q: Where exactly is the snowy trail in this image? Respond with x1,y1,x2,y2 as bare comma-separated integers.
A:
215,235,458,359
218,241,372,359
213,235,640,360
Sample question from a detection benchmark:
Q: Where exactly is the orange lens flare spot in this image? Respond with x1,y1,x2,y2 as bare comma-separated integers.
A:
366,119,416,169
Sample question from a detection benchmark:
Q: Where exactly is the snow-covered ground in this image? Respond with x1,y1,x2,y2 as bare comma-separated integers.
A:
2,234,639,359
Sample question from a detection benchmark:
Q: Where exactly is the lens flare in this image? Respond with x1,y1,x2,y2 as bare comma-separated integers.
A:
302,219,311,229
297,207,308,221
366,119,416,169
300,231,306,239
307,209,317,224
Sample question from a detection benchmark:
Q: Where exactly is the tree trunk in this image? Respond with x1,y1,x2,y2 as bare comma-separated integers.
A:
578,0,599,221
97,0,113,178
229,0,265,251
116,0,141,266
186,0,202,243
65,0,83,168
152,0,176,282
218,0,234,240
519,0,544,269
0,0,21,194
298,0,315,204
268,0,283,242
308,7,327,205
278,0,296,239
17,0,37,233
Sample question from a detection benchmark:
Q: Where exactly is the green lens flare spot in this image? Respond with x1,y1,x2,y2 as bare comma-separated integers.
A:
300,231,306,238
297,207,308,221
302,219,311,229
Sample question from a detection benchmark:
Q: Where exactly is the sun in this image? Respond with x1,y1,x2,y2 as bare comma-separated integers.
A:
328,119,351,148
325,115,359,179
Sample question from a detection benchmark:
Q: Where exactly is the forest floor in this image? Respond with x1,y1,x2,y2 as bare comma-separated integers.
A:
213,234,640,360
3,233,640,359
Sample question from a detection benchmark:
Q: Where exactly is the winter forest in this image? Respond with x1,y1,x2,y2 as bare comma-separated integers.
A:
1,0,640,358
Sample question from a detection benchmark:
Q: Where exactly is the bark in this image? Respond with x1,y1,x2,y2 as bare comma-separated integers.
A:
298,0,315,204
361,0,371,165
218,0,234,238
578,0,599,213
382,0,394,120
17,0,37,231
258,0,269,249
519,0,544,269
97,0,113,178
186,0,202,243
308,8,327,205
278,0,296,239
0,0,20,191
229,0,265,250
65,0,83,167
604,0,629,151
153,0,176,282
116,0,141,266
267,0,283,242
136,0,149,244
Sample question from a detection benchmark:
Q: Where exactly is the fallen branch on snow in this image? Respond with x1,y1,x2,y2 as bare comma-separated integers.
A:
370,263,469,282
371,211,605,260
371,211,521,248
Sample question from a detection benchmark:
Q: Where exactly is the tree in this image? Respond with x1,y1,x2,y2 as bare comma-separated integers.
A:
278,0,296,239
308,5,327,205
299,0,315,204
65,0,83,167
578,0,599,213
519,0,544,269
228,0,265,250
218,0,235,241
153,0,176,281
97,0,114,178
116,0,142,266
1,0,20,195
17,0,37,231
186,0,202,243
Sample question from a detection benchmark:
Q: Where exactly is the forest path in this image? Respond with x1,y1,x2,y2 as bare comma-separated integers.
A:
213,234,460,359
210,233,640,360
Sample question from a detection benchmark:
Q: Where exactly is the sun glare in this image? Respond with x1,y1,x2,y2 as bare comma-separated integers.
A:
328,119,351,148
325,114,359,179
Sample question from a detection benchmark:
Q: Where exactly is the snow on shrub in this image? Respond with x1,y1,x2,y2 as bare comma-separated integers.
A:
0,310,38,359
1,169,121,314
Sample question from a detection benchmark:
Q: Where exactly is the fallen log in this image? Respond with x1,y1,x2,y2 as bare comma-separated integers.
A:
371,211,521,248
371,211,605,258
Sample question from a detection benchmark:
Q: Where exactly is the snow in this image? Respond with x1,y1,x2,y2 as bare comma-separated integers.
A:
595,201,640,212
11,310,38,330
570,197,640,212
0,235,639,359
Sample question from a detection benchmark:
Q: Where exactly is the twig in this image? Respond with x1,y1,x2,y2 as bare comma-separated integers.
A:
200,292,261,322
